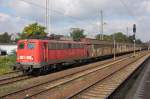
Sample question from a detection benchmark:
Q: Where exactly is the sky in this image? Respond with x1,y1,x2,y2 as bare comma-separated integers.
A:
0,0,149,41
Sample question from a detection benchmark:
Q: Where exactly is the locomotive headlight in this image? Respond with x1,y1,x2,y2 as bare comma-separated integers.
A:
26,56,33,60
20,56,24,59
17,56,33,60
17,56,23,60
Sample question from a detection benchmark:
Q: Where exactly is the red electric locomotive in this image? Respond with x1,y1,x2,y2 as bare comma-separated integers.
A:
14,39,88,73
14,38,146,74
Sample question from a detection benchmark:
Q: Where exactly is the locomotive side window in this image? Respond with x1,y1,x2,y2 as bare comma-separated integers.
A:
51,43,57,50
18,43,24,49
27,43,35,49
81,44,84,48
72,44,75,48
68,43,72,49
78,44,84,48
79,44,82,48
48,43,83,49
77,44,80,48
57,43,62,49
80,44,82,48
63,43,69,49
62,43,66,49
74,44,77,48
71,43,83,49
75,44,78,49
48,43,51,49
78,44,80,48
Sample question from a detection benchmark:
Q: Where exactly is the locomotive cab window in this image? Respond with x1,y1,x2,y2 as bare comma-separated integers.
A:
18,43,25,49
27,43,35,49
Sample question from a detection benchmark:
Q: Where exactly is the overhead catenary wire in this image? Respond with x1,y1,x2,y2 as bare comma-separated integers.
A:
0,12,37,23
118,0,136,19
20,0,83,22
18,1,94,32
19,0,98,25
45,0,48,33
19,0,98,35
117,0,138,38
118,0,138,56
46,0,52,34
100,10,104,40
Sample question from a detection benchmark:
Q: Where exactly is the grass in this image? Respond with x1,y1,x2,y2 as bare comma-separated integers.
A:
0,55,16,75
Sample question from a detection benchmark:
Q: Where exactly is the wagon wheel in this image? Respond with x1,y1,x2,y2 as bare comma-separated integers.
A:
33,68,42,76
56,63,63,71
38,68,43,75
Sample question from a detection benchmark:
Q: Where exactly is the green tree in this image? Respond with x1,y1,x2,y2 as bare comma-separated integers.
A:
70,28,86,41
135,39,142,44
0,32,11,43
96,34,112,41
21,23,47,39
95,32,143,44
128,35,134,43
111,32,128,42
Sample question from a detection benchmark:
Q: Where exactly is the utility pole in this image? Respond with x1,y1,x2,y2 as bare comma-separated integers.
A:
46,0,48,32
149,40,150,51
49,0,52,34
100,10,103,40
46,0,50,34
113,33,116,60
126,27,129,37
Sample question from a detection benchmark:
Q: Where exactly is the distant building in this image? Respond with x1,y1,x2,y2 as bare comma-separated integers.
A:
60,36,73,41
0,44,17,55
0,48,7,55
48,34,73,41
10,33,19,42
48,34,64,40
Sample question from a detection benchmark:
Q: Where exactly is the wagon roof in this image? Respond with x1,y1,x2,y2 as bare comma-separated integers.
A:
81,38,139,45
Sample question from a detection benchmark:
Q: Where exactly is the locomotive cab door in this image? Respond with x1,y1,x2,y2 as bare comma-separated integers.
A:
43,42,48,63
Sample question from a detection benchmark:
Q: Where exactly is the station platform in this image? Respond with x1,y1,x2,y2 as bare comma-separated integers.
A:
125,57,150,99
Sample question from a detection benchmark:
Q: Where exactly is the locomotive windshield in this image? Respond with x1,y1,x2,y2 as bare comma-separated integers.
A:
18,43,24,49
27,43,35,49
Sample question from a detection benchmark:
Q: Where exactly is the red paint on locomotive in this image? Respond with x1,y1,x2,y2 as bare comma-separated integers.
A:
15,39,88,72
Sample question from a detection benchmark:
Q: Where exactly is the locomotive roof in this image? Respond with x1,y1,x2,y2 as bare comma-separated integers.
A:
18,39,85,44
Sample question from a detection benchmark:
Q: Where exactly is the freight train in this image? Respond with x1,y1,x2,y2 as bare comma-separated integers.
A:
13,38,147,74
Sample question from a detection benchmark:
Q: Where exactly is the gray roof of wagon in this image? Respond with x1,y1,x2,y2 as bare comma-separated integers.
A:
81,38,141,46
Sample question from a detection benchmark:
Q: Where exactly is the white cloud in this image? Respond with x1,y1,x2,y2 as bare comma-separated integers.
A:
141,1,150,13
0,0,149,41
0,13,10,22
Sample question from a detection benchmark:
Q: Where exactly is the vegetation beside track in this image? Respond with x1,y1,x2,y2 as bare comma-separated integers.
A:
0,55,16,75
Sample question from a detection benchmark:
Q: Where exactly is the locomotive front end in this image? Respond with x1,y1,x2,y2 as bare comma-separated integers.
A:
14,40,39,73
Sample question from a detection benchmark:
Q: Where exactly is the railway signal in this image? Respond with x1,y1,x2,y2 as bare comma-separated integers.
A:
133,24,136,57
133,24,136,40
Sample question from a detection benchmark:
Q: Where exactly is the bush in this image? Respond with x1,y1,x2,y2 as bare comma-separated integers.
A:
0,55,16,75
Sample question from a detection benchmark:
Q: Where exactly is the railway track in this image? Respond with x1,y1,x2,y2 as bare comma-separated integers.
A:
1,51,148,99
25,52,149,99
0,52,131,98
0,70,34,87
72,53,150,99
0,71,22,81
0,75,32,86
0,71,20,76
